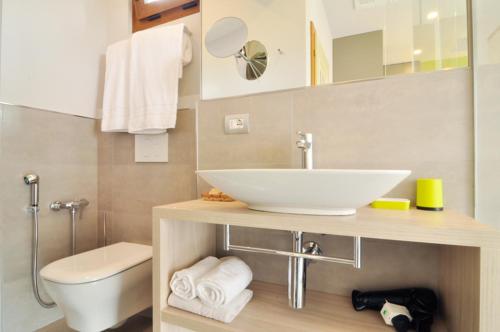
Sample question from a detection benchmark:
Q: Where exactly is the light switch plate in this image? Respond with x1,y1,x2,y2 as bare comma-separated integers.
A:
134,133,169,163
225,113,250,134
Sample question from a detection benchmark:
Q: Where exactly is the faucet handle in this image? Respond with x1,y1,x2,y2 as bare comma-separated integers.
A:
50,199,89,211
50,201,63,211
297,131,312,139
79,199,89,208
296,132,312,148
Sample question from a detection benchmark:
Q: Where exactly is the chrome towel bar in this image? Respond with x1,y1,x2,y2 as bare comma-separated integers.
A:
223,224,362,269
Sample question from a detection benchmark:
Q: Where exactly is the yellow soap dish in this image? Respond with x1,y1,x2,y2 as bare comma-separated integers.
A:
371,198,410,211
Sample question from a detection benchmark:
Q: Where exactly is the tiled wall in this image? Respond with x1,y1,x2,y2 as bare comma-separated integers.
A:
198,68,474,295
97,109,197,245
0,105,98,332
0,105,197,331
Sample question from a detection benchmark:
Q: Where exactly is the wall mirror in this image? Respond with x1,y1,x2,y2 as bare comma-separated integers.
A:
205,17,269,83
202,0,470,100
236,41,268,80
205,17,249,58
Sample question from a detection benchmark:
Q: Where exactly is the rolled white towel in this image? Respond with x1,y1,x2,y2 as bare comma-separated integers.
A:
168,289,253,324
197,257,253,307
170,256,220,300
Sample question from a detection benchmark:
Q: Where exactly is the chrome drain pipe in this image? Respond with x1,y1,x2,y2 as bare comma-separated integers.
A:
289,231,306,309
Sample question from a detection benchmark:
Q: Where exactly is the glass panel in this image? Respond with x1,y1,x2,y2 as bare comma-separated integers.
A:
474,0,500,228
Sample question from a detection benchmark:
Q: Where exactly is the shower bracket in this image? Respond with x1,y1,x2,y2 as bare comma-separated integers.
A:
26,206,40,213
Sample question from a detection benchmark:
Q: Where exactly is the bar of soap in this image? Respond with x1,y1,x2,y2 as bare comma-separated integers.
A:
201,188,235,202
371,198,410,211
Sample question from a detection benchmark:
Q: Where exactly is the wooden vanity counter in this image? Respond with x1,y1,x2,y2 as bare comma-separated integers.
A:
153,200,500,332
154,199,500,248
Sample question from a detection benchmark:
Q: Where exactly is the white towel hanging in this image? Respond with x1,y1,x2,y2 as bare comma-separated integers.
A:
101,23,192,134
101,39,131,132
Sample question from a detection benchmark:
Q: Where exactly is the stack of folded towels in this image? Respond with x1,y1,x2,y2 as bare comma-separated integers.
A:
168,256,253,323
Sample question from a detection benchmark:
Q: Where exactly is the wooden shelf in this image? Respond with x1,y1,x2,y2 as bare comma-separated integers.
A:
154,200,500,331
161,281,447,332
154,200,500,248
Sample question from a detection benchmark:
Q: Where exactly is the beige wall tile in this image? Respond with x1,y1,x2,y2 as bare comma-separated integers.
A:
305,238,440,295
199,69,473,296
198,92,293,170
1,97,196,332
0,105,98,331
1,108,97,166
291,68,474,214
112,132,135,166
98,109,197,246
98,130,113,213
197,92,294,196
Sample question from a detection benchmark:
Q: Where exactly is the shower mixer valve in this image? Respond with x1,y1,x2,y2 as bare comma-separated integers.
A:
50,199,89,256
50,199,89,212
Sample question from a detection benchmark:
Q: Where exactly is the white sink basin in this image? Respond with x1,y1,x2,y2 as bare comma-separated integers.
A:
197,169,411,215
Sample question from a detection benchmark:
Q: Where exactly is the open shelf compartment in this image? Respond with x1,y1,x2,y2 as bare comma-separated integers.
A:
154,200,500,331
161,281,447,332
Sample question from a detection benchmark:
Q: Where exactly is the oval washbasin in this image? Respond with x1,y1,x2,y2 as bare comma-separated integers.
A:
197,169,411,216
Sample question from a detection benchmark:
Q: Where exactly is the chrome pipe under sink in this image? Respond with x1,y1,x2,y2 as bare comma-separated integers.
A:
288,231,306,309
288,132,314,309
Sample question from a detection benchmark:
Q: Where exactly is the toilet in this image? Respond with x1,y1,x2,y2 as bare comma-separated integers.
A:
40,242,152,332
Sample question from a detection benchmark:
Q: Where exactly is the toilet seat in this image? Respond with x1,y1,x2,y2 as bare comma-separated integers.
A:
40,242,153,332
40,242,152,284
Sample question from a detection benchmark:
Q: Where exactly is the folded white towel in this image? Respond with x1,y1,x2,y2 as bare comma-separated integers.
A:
168,289,253,324
197,257,253,308
101,39,131,132
170,256,220,301
128,23,187,134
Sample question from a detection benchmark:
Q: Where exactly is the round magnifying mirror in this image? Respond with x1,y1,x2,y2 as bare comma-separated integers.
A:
236,40,268,80
205,17,248,58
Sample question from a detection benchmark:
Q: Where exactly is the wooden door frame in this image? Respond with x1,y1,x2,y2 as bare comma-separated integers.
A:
310,21,317,86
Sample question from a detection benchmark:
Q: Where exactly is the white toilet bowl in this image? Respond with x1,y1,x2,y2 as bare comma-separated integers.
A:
40,242,152,332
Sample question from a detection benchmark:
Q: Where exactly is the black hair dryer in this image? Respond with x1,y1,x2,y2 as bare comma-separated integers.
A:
352,288,438,332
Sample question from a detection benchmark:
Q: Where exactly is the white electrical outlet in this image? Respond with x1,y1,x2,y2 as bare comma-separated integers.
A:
225,113,250,134
134,133,169,163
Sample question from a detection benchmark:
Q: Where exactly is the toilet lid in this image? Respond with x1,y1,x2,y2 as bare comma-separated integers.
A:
40,242,152,284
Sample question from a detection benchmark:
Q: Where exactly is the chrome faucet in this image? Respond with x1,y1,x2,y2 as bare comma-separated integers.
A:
50,199,89,212
50,199,89,255
296,132,313,170
289,132,319,309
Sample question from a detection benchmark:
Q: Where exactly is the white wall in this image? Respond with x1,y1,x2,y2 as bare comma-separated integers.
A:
0,0,131,119
105,0,133,45
0,0,199,118
202,0,307,100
